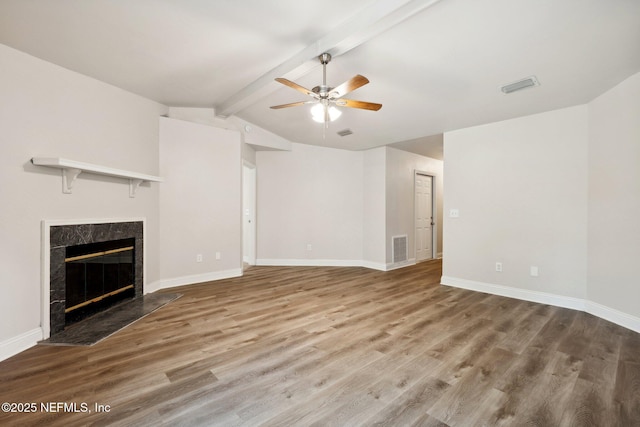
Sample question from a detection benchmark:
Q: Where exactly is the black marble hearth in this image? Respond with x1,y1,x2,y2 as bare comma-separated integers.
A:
49,221,144,335
40,292,181,346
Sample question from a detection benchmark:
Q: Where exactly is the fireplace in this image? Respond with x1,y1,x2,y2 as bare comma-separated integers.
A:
46,220,144,336
64,237,136,325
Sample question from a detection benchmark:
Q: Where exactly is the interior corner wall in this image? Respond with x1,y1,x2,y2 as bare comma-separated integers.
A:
587,71,640,320
157,117,242,289
255,142,442,270
385,147,444,265
442,105,589,302
362,147,387,268
255,142,364,265
0,43,165,358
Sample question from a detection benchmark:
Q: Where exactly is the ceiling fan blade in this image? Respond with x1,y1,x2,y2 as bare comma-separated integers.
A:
335,99,382,111
328,75,369,98
270,101,312,109
275,78,318,98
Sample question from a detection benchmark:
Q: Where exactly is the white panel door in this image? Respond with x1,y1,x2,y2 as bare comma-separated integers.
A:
415,174,433,262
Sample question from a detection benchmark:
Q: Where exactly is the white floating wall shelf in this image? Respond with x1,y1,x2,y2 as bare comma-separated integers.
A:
31,157,163,197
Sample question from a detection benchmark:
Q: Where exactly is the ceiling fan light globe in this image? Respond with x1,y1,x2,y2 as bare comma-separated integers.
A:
311,104,341,123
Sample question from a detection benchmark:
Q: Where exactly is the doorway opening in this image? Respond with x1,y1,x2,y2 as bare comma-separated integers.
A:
242,162,257,268
415,171,436,262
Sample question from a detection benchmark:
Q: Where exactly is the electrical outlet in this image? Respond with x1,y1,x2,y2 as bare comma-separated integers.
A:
215,252,221,260
307,244,312,251
196,254,203,263
495,262,503,272
449,208,460,218
530,266,539,277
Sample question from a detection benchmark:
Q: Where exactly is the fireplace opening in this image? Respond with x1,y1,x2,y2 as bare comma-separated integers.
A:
65,237,135,325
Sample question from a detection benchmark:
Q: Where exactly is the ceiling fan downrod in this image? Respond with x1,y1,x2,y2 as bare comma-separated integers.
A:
318,53,331,98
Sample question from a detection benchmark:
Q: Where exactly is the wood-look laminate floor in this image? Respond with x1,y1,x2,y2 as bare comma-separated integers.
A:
1,259,639,426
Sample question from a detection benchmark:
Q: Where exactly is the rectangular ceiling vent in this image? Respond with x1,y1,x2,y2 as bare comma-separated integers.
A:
501,76,540,94
392,235,408,263
337,129,353,137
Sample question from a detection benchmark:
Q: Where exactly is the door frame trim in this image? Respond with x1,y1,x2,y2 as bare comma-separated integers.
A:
414,170,437,261
242,161,257,269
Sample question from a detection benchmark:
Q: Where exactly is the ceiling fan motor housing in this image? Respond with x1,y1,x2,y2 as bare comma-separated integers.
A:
312,85,332,98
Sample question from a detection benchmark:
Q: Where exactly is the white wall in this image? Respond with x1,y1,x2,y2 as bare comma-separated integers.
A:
0,44,166,358
386,147,444,264
443,106,589,301
443,85,640,332
256,142,364,265
255,143,443,270
587,72,640,320
157,117,242,289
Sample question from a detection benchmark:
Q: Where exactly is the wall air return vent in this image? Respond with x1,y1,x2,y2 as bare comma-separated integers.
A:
337,129,353,137
392,235,408,263
501,76,540,94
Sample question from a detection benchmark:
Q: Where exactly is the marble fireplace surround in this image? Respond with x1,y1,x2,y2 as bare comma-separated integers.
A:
41,218,146,339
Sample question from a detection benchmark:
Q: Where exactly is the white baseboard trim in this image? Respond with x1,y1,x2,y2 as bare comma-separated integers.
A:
148,268,243,293
0,328,42,362
585,300,640,334
360,260,388,271
256,259,366,268
441,276,640,334
440,276,585,310
256,258,408,272
386,258,417,271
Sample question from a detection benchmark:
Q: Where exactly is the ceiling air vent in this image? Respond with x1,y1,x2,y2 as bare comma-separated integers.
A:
337,129,353,137
501,76,540,94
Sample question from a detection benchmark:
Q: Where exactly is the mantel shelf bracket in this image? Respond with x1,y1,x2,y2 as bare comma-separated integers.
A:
129,179,144,198
62,168,82,194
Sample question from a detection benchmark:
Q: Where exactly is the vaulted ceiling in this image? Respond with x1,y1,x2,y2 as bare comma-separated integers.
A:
1,0,639,155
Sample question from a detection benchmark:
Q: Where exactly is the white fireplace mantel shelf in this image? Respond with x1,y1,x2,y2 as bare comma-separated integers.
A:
31,157,163,197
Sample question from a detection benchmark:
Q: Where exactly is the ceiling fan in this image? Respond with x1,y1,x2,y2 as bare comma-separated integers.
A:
270,53,382,124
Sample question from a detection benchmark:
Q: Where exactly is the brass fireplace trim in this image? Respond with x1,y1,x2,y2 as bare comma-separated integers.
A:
64,284,134,313
65,246,134,262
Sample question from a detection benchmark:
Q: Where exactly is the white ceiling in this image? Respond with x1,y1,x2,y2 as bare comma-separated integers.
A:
1,0,639,154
